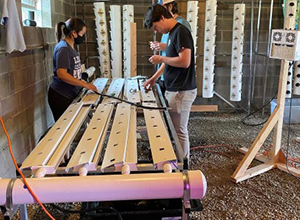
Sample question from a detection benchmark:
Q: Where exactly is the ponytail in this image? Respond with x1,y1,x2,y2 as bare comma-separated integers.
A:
55,22,67,42
55,18,86,42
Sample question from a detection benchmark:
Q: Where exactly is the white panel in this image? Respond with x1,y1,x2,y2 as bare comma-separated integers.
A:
94,2,111,78
293,62,300,94
43,106,91,174
21,102,84,170
285,0,297,97
66,104,114,172
230,4,245,102
103,78,125,103
82,78,109,105
187,1,199,53
123,5,134,78
101,103,131,171
202,0,218,98
143,103,177,169
139,78,156,102
125,78,140,103
125,106,137,166
110,6,122,78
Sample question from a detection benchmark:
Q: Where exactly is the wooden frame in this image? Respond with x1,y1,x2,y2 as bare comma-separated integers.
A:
232,60,300,183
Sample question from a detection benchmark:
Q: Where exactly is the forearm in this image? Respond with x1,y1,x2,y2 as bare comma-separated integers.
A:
151,63,165,80
59,74,85,87
161,56,190,68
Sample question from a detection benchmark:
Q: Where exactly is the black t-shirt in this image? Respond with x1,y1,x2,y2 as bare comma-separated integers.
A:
50,40,82,99
163,23,197,92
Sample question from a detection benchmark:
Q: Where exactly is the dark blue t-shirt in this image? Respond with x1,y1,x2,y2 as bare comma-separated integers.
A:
164,23,197,92
50,40,82,99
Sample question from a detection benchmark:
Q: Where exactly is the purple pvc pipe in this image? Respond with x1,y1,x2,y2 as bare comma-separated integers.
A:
0,171,206,205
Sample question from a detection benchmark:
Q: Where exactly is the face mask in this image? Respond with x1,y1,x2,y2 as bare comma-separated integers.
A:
74,34,85,45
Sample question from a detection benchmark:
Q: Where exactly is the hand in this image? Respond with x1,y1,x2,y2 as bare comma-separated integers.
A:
149,41,167,51
143,77,156,92
149,55,163,65
83,82,98,92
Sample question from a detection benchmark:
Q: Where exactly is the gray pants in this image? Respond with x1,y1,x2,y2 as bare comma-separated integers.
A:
165,89,197,160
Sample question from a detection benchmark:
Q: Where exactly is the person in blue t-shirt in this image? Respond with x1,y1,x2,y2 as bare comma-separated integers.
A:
48,17,97,121
150,0,191,94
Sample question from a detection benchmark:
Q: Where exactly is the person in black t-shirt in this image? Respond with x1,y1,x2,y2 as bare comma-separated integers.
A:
143,4,197,160
48,17,97,121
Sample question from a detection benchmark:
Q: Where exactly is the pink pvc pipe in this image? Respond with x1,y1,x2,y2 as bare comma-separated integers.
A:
0,171,206,205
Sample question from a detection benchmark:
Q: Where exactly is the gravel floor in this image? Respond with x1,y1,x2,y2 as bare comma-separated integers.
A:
2,112,299,220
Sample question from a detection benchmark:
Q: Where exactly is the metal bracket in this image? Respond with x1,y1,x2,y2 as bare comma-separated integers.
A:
4,178,18,220
182,170,191,220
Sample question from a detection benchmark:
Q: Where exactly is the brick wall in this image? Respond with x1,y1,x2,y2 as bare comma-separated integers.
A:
77,0,284,109
0,0,75,178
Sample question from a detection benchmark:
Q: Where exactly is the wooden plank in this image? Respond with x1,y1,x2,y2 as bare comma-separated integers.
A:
238,147,270,163
231,107,279,179
191,105,218,112
125,78,140,103
130,22,137,77
101,103,131,171
103,78,125,103
66,103,114,172
143,103,177,169
233,163,275,183
271,60,289,163
21,102,84,170
276,162,300,178
139,79,156,102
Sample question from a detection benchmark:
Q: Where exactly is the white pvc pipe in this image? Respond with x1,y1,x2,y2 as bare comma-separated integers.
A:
34,168,47,178
163,163,172,173
0,171,206,206
202,0,218,98
230,4,245,102
122,164,131,175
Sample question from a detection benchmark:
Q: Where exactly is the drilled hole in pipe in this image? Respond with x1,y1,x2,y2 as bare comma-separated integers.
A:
156,135,161,138
159,148,165,151
110,158,115,162
87,138,92,141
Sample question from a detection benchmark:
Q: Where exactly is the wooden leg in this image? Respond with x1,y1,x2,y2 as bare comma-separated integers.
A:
231,108,279,180
271,60,289,163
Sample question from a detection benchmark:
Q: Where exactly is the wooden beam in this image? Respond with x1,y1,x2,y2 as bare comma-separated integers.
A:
231,108,279,180
238,147,270,163
191,105,218,112
130,22,137,77
233,163,275,183
271,60,289,163
276,162,300,178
